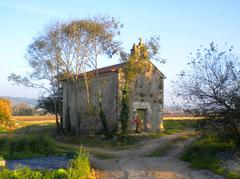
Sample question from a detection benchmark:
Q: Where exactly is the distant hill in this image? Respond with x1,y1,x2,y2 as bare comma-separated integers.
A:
0,96,38,107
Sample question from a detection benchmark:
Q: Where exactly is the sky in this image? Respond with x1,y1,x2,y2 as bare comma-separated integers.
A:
0,0,240,106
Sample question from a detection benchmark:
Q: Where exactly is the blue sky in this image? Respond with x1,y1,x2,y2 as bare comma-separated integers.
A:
0,0,240,105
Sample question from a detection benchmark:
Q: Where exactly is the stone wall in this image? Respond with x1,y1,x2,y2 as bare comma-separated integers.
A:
62,72,119,133
118,62,164,132
62,61,164,133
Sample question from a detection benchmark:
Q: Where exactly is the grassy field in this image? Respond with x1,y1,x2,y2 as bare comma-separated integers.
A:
163,119,196,134
1,116,239,178
12,115,55,122
0,116,198,160
10,115,197,130
163,116,202,120
5,115,55,132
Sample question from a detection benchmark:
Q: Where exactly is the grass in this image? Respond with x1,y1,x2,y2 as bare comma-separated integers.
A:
14,123,56,137
55,142,116,159
172,133,195,142
0,126,10,134
12,115,55,122
0,116,198,160
0,135,58,160
163,116,202,120
0,115,55,135
0,118,198,151
56,134,144,149
163,119,196,135
55,127,193,150
0,148,92,179
147,141,173,157
147,132,194,158
181,136,239,178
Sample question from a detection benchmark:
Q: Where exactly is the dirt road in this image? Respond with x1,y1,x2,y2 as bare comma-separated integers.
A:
89,132,224,179
4,131,225,178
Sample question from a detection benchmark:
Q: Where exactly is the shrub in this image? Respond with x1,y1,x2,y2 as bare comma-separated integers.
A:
173,43,240,146
0,98,12,129
0,136,56,159
181,136,236,176
0,99,11,120
0,147,91,179
68,147,90,179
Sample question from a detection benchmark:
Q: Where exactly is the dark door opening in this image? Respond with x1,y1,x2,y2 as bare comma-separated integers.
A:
136,109,147,131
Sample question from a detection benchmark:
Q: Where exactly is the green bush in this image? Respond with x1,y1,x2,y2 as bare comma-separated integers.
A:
67,147,90,178
0,136,56,160
181,136,236,177
0,148,90,179
163,120,196,134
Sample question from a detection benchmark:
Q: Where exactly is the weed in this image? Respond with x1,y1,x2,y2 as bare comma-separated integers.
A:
0,135,57,160
0,148,91,179
181,135,238,178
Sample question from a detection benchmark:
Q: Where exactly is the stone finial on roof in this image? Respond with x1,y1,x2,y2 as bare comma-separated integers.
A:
130,38,147,57
138,37,143,46
131,43,137,55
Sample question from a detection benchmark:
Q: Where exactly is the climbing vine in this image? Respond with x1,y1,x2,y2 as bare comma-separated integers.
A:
119,39,151,136
120,86,129,136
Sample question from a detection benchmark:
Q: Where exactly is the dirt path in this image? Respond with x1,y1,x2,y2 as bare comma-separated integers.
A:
5,132,225,178
88,131,192,158
89,131,224,179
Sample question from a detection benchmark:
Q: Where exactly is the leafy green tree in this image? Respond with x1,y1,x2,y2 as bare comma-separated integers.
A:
37,88,62,116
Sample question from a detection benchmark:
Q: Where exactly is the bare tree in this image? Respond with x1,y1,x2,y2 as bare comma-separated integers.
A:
77,16,123,133
60,16,122,133
9,16,123,134
173,42,240,145
8,22,66,133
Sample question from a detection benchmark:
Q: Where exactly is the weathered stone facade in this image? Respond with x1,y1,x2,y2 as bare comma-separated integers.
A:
62,40,165,133
62,70,120,133
62,60,164,133
118,61,165,132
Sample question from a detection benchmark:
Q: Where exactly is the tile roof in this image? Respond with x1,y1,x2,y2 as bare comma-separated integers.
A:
61,61,165,81
84,63,124,75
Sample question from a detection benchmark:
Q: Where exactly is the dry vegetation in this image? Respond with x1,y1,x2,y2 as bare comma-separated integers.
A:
163,116,202,120
13,116,55,122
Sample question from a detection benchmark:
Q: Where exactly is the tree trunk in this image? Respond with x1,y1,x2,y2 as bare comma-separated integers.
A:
83,72,90,107
95,59,108,133
74,85,82,134
65,79,71,133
